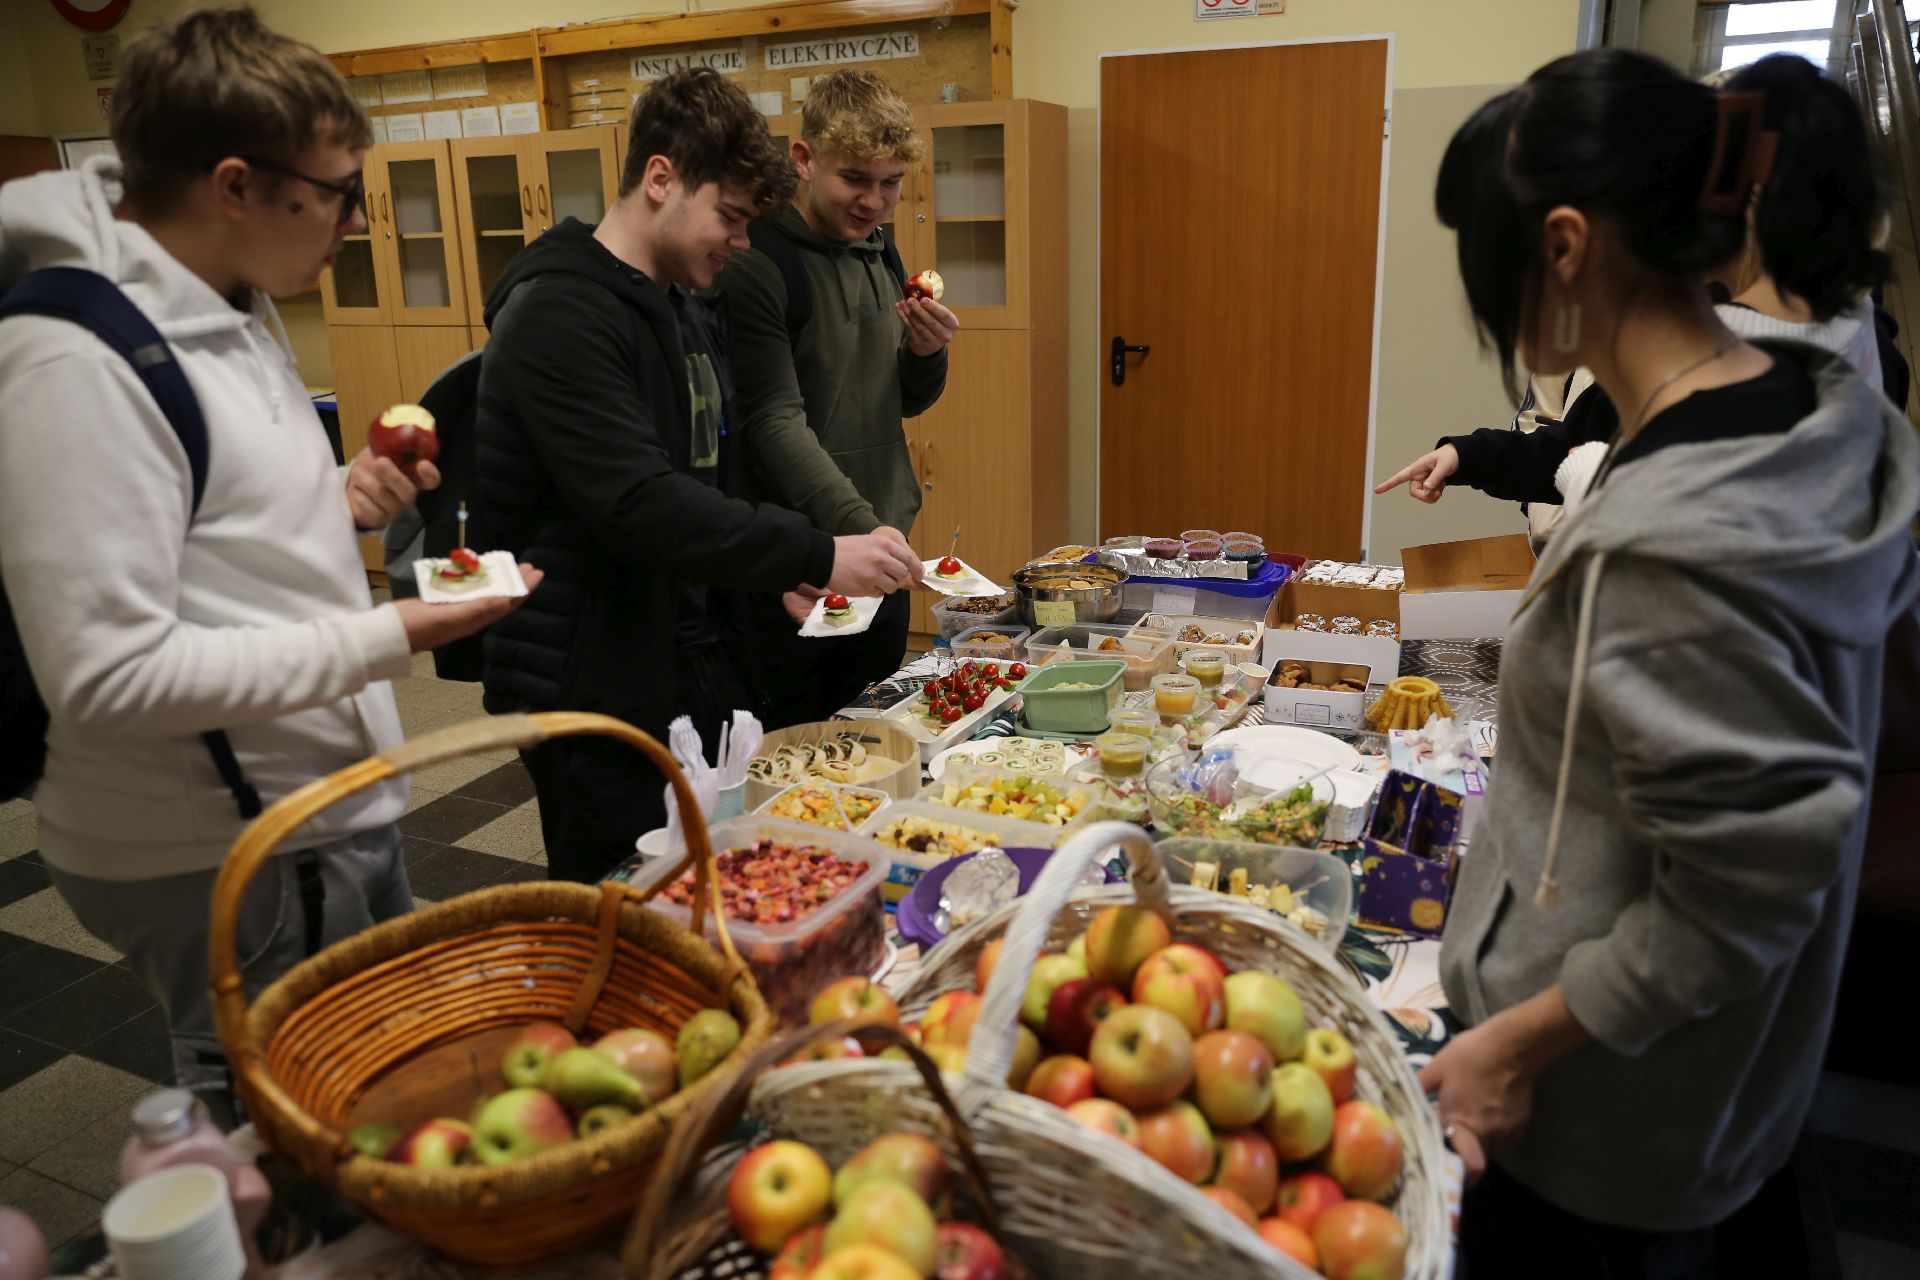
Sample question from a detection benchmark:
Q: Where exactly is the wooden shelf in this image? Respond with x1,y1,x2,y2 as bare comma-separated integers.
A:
936,213,1006,223
478,228,528,237
397,231,446,240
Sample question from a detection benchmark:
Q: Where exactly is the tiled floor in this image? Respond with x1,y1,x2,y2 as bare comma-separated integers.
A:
0,656,1917,1277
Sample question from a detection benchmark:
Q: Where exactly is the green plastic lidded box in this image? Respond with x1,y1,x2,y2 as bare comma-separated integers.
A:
1016,659,1127,735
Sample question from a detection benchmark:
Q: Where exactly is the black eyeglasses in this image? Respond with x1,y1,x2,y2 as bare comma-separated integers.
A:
235,156,366,226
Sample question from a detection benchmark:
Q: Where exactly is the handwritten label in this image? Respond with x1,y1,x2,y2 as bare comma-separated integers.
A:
1033,600,1078,628
1151,586,1198,616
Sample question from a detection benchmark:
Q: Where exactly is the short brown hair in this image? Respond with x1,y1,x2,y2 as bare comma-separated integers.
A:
620,68,797,212
800,70,925,164
112,5,371,213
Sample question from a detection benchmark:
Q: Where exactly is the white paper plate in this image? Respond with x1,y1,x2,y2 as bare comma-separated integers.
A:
919,557,1008,598
412,550,529,604
633,827,670,858
1202,724,1364,772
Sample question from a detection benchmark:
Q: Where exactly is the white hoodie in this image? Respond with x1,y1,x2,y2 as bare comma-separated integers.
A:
0,158,411,881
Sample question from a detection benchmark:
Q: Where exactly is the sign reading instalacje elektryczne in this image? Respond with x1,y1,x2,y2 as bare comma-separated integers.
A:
764,31,920,70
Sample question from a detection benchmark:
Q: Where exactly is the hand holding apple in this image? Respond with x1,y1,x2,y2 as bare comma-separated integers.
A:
367,404,439,474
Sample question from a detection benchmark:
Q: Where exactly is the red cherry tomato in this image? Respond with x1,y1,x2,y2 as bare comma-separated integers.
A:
993,677,1011,690
941,705,964,724
824,593,850,610
924,680,940,698
963,694,984,712
1009,663,1028,678
982,663,1000,678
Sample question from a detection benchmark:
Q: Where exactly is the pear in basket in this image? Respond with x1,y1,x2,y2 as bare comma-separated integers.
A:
678,1009,742,1088
576,1104,634,1138
547,1047,646,1110
594,1028,677,1106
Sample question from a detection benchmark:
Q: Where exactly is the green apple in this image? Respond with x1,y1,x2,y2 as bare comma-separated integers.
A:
1261,1062,1335,1163
472,1089,572,1165
1224,971,1307,1063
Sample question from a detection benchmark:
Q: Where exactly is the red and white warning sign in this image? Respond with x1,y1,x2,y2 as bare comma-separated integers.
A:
1194,0,1257,18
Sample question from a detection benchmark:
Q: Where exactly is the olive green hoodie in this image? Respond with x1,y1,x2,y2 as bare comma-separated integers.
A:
714,203,948,536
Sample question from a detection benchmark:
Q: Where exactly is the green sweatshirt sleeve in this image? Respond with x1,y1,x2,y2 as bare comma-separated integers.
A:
899,338,948,419
719,249,882,535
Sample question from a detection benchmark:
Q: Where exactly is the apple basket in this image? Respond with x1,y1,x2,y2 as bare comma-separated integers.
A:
888,822,1453,1280
622,1020,1028,1279
208,712,775,1270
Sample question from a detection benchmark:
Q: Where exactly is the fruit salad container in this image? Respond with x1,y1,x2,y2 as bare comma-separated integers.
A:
1015,658,1126,735
624,816,889,1028
889,823,1451,1280
1156,837,1352,951
752,780,890,832
209,712,773,1270
858,799,1072,904
950,623,1032,664
1024,622,1176,693
914,766,1106,836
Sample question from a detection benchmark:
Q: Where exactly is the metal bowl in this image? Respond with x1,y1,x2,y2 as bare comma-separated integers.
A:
1011,561,1126,626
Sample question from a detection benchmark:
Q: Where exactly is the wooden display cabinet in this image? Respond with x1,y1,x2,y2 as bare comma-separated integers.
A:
452,127,620,327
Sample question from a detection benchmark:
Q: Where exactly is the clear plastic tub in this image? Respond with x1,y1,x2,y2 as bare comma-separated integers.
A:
914,765,1105,836
857,798,1071,902
754,781,890,831
1132,614,1265,666
951,624,1031,664
931,593,1019,642
1157,837,1351,951
625,815,889,1024
1017,659,1126,734
1024,623,1175,692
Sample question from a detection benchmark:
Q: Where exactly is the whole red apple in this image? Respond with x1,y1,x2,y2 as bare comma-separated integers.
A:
1082,905,1173,988
1301,1027,1358,1104
921,992,981,1048
500,1020,576,1089
1021,953,1089,1029
823,1180,938,1275
1211,1128,1280,1215
725,1139,832,1251
1258,1217,1320,1271
768,1223,826,1280
834,1132,949,1208
1190,1029,1275,1130
934,1221,1010,1280
1024,1054,1097,1109
1201,1184,1259,1229
810,977,901,1032
778,1035,864,1068
975,937,1006,993
810,1244,921,1280
1313,1200,1408,1280
1136,1100,1216,1183
1066,1097,1141,1149
389,1117,475,1168
367,403,439,475
1325,1100,1403,1201
1044,978,1129,1056
1133,945,1226,1038
1275,1170,1346,1231
1262,1062,1335,1162
1088,1004,1194,1112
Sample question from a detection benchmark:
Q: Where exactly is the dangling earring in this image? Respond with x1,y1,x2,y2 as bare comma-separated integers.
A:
1553,303,1582,354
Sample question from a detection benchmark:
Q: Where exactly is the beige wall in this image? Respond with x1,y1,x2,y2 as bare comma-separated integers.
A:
1009,0,1580,558
0,1,44,137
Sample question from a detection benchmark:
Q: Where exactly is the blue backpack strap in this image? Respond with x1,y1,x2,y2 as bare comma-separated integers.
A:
0,267,261,820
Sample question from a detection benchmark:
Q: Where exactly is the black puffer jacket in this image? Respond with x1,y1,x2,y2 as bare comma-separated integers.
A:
476,219,834,728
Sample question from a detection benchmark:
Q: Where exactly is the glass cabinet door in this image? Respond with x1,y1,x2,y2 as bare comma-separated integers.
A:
454,137,532,327
532,127,618,234
927,114,1008,310
375,141,468,325
319,179,389,324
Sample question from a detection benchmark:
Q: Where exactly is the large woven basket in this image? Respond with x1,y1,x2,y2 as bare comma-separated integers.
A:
622,1020,1024,1280
209,712,774,1270
892,821,1453,1280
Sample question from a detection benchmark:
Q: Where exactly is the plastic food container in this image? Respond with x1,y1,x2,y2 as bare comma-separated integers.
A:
915,765,1105,835
1144,748,1335,847
1024,622,1175,692
931,593,1019,642
625,815,888,1024
857,799,1070,902
1017,659,1126,734
1152,673,1201,716
754,781,890,831
1183,648,1229,688
1132,614,1265,667
1108,707,1161,739
950,624,1031,664
1094,731,1149,778
1157,837,1351,952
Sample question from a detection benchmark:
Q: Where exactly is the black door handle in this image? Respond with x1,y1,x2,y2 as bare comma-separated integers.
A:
1111,336,1151,387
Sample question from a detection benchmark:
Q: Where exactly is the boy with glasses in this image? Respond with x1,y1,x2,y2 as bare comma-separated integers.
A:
0,5,524,1121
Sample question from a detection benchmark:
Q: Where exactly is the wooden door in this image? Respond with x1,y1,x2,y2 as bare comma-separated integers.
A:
909,328,1032,635
372,140,469,326
916,102,1025,330
453,136,535,327
1099,40,1389,560
530,127,618,235
328,325,404,572
319,159,392,325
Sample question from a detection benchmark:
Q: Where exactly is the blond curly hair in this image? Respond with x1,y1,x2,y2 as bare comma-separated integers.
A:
800,69,926,164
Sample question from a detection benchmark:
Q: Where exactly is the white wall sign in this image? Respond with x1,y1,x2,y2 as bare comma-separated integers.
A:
461,105,502,137
764,30,918,71
1194,0,1258,19
423,110,461,140
631,46,746,80
500,102,541,136
81,33,117,80
384,113,425,143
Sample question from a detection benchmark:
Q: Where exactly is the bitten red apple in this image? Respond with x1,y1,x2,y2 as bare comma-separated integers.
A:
367,403,439,474
905,269,945,301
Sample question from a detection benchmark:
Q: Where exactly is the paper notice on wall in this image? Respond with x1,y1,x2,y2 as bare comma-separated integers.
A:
423,110,461,140
500,102,541,136
750,90,783,117
461,105,502,137
379,70,432,104
432,65,487,99
368,115,390,144
384,113,425,143
1194,0,1257,18
349,75,382,108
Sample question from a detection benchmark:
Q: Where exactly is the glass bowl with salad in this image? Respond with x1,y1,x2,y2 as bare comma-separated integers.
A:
1144,746,1334,846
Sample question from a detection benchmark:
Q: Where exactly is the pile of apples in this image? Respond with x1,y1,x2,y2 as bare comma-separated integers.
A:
791,908,1411,1280
347,1010,742,1167
727,1131,1008,1280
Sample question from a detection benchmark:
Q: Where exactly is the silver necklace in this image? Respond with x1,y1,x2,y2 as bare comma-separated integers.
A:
1626,335,1743,432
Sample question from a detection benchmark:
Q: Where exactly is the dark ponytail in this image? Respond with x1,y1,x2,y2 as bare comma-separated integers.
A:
1436,49,1747,397
1730,54,1889,322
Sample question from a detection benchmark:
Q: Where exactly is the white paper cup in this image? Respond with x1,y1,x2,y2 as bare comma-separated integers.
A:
104,1164,245,1280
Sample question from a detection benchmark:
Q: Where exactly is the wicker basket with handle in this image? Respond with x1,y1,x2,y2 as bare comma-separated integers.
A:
887,820,1453,1280
209,712,774,1270
622,1019,1025,1280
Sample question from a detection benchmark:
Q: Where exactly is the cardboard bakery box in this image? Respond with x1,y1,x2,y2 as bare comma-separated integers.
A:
1398,535,1535,640
1261,625,1401,686
1264,658,1373,731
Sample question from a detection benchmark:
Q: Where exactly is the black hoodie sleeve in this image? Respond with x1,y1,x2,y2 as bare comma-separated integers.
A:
1441,385,1619,505
492,278,835,591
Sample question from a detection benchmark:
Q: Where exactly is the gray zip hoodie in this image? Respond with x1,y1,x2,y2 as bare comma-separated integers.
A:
1440,341,1920,1231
